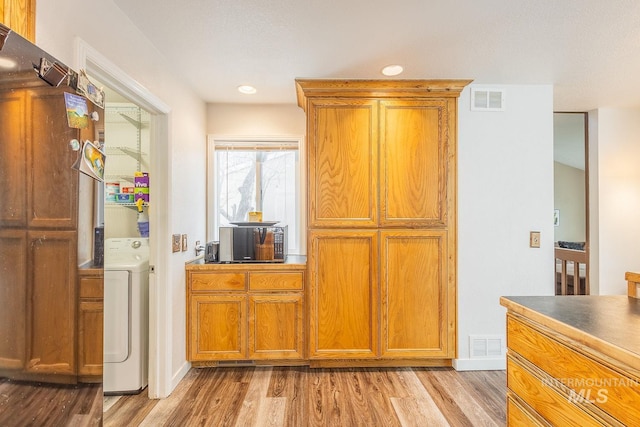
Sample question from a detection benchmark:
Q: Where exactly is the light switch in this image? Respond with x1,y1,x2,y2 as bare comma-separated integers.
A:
530,231,541,248
181,234,188,251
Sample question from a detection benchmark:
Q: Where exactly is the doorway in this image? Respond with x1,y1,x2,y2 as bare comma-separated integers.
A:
553,112,589,295
75,38,173,399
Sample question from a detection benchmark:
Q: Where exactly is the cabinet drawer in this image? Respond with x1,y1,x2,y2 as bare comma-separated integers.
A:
507,393,549,426
190,273,246,291
249,272,303,291
507,356,606,426
79,277,103,299
507,315,640,426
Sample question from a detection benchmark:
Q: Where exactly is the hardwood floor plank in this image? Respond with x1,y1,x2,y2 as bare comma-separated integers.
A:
166,368,248,426
103,389,157,427
138,368,198,426
102,395,121,413
336,369,383,426
391,369,450,426
267,367,307,427
454,370,507,425
235,367,274,426
414,368,474,426
254,396,286,427
418,369,499,426
307,369,343,426
353,369,402,426
100,367,506,427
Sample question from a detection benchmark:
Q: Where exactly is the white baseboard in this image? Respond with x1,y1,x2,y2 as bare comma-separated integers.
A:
171,361,191,392
453,357,506,371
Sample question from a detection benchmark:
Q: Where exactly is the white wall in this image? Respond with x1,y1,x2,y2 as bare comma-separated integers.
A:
36,0,207,397
207,103,306,135
456,84,555,370
592,108,640,295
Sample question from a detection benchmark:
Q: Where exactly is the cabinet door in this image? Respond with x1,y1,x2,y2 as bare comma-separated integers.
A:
380,230,453,358
0,90,27,228
308,230,378,358
27,87,79,229
248,294,303,360
0,0,36,42
189,294,246,360
77,274,103,379
26,230,77,377
307,99,378,227
379,99,452,227
78,300,103,378
0,229,27,371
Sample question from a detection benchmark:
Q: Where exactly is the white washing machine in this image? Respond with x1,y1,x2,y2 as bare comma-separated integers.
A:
103,237,149,394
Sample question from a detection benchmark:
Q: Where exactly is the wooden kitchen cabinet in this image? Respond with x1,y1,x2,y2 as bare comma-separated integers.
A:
77,267,104,381
381,230,453,358
186,261,306,364
379,100,451,227
248,294,303,360
0,0,36,42
0,229,26,371
26,230,77,378
189,294,247,360
0,84,101,383
306,98,378,228
308,230,378,359
501,296,640,426
297,80,469,365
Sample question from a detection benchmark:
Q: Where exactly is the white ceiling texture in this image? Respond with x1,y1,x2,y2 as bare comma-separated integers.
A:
112,0,640,111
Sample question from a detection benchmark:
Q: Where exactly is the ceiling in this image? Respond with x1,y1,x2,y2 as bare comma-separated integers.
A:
111,0,640,111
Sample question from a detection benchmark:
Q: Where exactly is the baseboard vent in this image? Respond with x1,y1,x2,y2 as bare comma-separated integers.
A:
470,335,505,358
471,88,505,111
217,360,256,367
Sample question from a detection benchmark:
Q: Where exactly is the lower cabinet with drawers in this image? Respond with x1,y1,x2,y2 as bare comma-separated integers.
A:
501,296,640,427
186,259,305,364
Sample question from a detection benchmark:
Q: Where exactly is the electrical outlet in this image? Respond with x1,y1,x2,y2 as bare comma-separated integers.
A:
181,234,188,251
172,234,181,253
530,231,541,248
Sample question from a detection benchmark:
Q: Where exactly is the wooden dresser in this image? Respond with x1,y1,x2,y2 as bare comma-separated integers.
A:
501,296,640,426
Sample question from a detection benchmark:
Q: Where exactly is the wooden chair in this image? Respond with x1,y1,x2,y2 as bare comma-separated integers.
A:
555,248,588,295
626,272,640,298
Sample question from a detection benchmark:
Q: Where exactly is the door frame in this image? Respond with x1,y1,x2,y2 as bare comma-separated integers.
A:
74,39,173,398
553,111,590,294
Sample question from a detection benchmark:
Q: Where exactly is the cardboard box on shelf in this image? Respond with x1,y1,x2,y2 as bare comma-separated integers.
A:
134,172,149,203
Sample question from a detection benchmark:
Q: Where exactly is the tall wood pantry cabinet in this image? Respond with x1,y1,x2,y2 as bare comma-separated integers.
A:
0,80,100,384
296,79,471,364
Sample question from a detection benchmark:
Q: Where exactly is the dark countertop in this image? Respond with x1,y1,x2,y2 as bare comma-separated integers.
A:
501,295,640,370
78,261,104,272
187,255,306,271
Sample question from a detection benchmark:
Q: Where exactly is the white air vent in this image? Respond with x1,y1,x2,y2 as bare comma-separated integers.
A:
470,335,505,358
471,88,505,111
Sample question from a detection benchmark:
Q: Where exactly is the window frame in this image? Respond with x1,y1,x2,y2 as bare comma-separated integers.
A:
206,135,306,255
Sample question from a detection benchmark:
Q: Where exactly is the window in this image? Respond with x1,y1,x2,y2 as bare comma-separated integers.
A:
207,136,304,254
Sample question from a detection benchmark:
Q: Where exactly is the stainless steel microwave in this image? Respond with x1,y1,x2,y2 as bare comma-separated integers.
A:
218,225,287,263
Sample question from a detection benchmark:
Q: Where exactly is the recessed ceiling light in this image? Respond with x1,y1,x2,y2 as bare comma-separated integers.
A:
381,65,404,76
0,57,17,69
237,85,257,94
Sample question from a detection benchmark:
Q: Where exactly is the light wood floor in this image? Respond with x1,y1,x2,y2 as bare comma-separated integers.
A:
104,367,506,426
0,378,102,426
